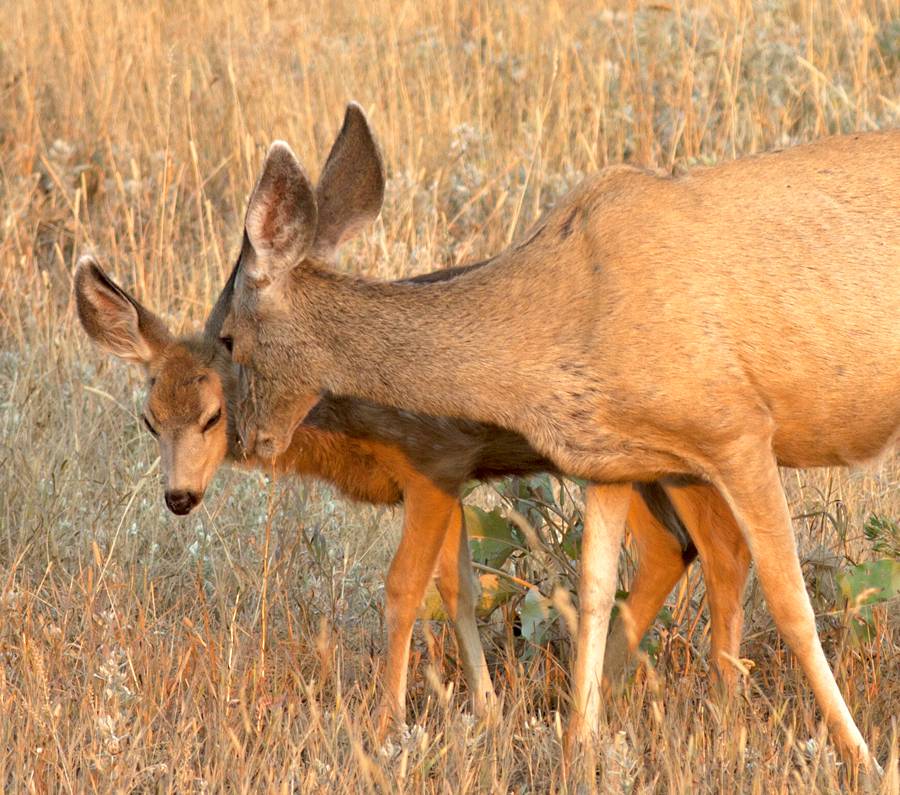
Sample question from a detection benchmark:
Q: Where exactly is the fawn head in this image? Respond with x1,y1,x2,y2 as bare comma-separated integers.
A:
75,256,238,514
220,102,385,459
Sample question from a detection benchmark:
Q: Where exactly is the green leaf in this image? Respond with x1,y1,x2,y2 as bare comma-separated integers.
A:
465,505,523,568
476,573,518,617
836,558,900,642
561,522,583,559
837,559,900,606
518,587,557,645
418,573,517,621
525,474,556,504
639,635,661,659
461,480,481,498
862,514,900,558
656,605,675,630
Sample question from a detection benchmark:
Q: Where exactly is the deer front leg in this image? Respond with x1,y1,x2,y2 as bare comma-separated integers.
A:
434,500,495,716
710,435,876,771
569,482,632,742
379,483,457,736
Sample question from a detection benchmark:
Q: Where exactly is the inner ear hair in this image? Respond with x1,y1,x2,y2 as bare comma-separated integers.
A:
244,142,318,280
74,255,172,365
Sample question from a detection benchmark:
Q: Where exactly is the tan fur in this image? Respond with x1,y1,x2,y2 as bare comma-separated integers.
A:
569,483,632,745
664,482,751,680
223,107,897,767
75,257,755,734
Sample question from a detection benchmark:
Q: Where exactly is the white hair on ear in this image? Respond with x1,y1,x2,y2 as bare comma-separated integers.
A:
244,140,318,281
74,255,171,365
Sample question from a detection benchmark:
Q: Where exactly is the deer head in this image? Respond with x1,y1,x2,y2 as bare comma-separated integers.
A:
220,102,386,458
75,255,238,514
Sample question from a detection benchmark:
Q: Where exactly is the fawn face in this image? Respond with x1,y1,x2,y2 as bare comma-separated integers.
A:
220,103,386,459
142,346,232,513
75,257,237,514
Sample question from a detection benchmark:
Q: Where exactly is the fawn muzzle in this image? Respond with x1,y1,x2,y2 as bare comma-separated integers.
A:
164,489,200,515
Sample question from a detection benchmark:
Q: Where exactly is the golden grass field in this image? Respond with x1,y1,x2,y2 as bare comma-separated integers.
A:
0,0,898,791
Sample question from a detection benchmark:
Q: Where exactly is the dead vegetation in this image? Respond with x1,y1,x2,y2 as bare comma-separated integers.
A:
0,0,897,791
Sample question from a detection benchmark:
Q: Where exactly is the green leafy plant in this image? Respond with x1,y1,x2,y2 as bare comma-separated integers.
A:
837,558,900,642
420,477,581,650
828,513,900,643
519,587,559,649
862,513,900,558
465,504,525,570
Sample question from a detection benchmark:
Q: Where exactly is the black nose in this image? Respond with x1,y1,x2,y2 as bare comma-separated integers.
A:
164,490,199,515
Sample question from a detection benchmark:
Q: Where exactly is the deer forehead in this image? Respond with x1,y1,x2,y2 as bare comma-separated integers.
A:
234,269,295,321
147,351,224,425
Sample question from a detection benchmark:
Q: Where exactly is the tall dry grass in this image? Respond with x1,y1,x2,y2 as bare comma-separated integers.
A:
0,0,898,791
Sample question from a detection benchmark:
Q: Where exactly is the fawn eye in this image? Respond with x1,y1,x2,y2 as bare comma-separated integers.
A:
202,409,222,433
219,336,233,353
143,415,159,438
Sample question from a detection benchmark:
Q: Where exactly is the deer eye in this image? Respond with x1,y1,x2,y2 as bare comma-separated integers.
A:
202,409,222,433
143,415,159,438
219,336,233,353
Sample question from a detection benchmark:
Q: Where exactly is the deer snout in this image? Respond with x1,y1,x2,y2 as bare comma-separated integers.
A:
254,432,284,460
165,489,200,515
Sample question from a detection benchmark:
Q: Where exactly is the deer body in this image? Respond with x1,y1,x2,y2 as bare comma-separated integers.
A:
222,107,897,767
256,134,899,481
76,258,750,732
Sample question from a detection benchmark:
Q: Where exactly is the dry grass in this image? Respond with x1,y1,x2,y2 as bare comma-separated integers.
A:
0,0,898,791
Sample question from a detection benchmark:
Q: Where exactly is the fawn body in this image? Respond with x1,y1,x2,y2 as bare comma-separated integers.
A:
75,258,749,730
220,105,898,766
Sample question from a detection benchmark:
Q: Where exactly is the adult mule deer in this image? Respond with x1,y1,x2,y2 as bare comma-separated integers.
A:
221,103,898,768
74,255,749,733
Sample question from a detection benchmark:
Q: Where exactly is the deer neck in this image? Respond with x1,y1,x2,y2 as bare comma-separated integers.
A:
293,245,577,433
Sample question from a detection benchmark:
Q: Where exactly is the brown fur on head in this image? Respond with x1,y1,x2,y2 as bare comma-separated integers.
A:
221,102,387,458
75,256,237,514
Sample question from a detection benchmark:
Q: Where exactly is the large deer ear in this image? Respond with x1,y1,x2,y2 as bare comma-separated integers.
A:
244,141,318,282
311,102,385,260
74,254,172,366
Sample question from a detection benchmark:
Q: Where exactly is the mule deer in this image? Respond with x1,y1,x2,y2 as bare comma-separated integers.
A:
75,255,750,732
220,103,898,767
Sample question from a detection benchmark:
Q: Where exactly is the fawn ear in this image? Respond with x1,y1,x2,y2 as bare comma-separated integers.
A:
74,254,172,366
244,141,318,282
312,102,385,260
204,259,239,343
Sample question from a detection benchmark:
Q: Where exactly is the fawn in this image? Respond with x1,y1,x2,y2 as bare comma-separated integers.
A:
219,103,898,767
75,255,749,733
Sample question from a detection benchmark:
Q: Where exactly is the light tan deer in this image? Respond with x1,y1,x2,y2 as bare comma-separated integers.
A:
219,104,898,768
74,254,750,734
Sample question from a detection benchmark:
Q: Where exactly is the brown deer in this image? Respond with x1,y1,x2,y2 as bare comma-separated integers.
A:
219,103,898,767
74,255,750,733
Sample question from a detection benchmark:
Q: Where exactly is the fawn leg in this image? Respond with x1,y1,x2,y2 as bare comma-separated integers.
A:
434,500,495,715
604,485,690,682
664,482,750,687
379,482,456,734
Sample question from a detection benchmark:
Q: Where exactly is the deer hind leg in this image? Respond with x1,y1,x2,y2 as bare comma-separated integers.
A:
710,435,873,768
604,483,692,684
379,483,456,734
434,500,495,716
570,482,632,742
663,482,750,688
